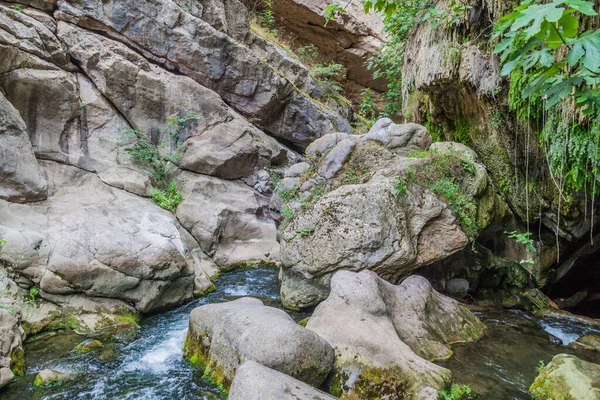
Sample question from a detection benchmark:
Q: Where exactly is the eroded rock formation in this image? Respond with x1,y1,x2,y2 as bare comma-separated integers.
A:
278,119,510,309
0,0,350,327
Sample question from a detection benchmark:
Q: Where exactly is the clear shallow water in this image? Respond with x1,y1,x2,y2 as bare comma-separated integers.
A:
3,267,292,400
438,309,600,400
4,268,600,400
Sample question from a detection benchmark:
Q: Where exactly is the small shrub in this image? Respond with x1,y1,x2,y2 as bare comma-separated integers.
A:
460,157,476,174
12,5,24,12
151,181,183,213
27,287,40,305
359,89,377,119
297,44,319,62
505,231,536,264
258,0,276,28
311,62,344,81
394,176,408,197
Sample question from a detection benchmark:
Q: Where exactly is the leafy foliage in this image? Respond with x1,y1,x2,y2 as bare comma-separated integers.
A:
311,62,345,93
150,181,184,213
359,88,377,119
439,382,475,400
258,0,276,29
493,0,600,115
119,114,198,212
505,230,536,264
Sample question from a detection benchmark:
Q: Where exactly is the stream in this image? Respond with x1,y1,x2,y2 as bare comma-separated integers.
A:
3,266,600,400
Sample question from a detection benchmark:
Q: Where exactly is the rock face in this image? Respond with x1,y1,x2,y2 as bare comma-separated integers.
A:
306,270,484,398
55,0,350,147
0,0,352,324
228,361,337,400
0,93,47,203
271,0,387,93
184,297,334,389
529,354,600,400
0,309,24,389
279,120,509,309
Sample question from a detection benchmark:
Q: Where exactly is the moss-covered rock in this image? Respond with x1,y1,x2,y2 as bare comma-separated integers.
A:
34,369,75,388
72,339,104,353
9,347,25,376
183,297,334,391
529,354,600,400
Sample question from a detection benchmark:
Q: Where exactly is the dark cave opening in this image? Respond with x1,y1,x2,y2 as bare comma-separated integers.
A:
546,251,600,318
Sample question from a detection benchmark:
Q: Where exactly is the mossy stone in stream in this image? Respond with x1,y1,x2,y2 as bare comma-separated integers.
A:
73,339,104,353
183,331,230,393
330,366,410,399
34,369,75,388
9,347,25,376
530,354,600,400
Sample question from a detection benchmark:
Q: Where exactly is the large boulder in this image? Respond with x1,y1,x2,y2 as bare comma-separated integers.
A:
228,361,337,400
0,309,24,389
306,270,483,398
0,163,195,313
279,121,510,309
183,297,334,390
529,354,600,400
0,93,48,203
177,172,280,267
55,0,350,147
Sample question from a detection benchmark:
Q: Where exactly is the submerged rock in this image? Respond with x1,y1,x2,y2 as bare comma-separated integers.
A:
228,360,337,400
34,369,75,387
529,354,600,400
306,270,484,398
72,339,104,353
572,335,600,352
183,297,334,390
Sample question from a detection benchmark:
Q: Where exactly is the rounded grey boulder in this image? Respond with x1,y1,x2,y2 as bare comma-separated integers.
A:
229,361,337,400
183,297,334,390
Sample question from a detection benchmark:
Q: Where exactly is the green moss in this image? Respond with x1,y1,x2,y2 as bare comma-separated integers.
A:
331,366,410,399
195,284,216,297
10,347,25,376
34,374,44,387
297,317,310,327
529,360,574,400
73,339,104,353
183,331,231,394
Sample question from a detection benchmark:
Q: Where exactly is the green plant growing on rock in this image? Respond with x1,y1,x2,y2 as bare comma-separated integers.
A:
119,115,197,212
359,88,377,119
405,151,479,237
439,382,475,400
394,176,408,196
258,0,276,29
311,62,344,92
27,287,40,305
505,230,536,265
297,44,319,63
12,5,24,12
150,181,183,213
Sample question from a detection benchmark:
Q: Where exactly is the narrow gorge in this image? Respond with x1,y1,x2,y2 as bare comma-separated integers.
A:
0,0,599,399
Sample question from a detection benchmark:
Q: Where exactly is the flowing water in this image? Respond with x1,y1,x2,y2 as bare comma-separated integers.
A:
3,267,600,400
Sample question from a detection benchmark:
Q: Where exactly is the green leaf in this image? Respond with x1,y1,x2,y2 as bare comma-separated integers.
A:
567,29,600,72
564,0,598,16
511,2,566,40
